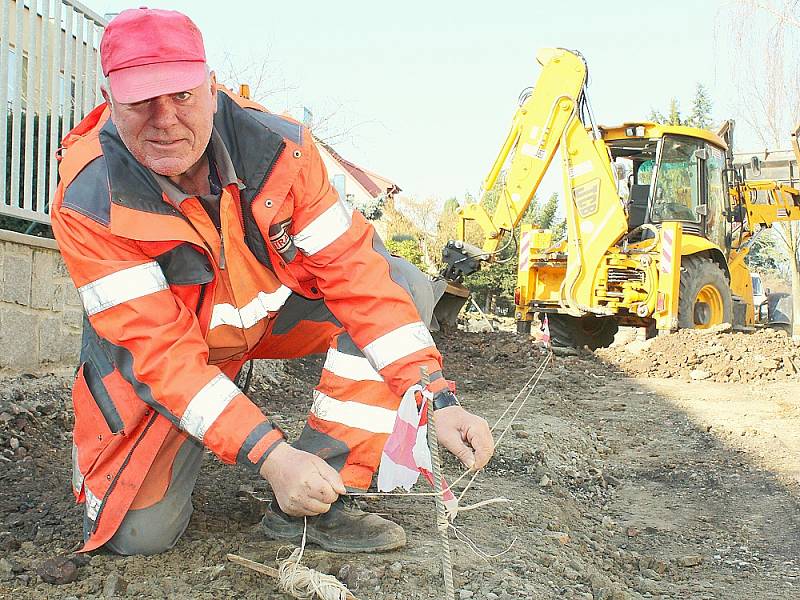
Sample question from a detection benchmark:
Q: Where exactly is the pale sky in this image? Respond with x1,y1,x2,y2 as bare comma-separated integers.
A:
84,0,767,203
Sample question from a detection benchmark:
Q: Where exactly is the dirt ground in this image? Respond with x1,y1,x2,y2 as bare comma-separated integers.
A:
2,326,800,599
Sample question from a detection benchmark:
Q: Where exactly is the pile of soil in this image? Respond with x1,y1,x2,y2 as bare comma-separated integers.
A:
598,327,800,383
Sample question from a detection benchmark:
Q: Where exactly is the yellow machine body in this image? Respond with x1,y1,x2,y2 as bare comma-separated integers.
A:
441,48,800,339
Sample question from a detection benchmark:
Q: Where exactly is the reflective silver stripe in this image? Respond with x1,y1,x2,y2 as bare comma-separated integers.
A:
180,373,240,441
362,321,434,371
293,198,353,256
85,485,102,521
74,443,102,521
209,304,247,330
209,286,292,330
311,390,396,434
71,443,84,492
78,262,168,316
323,348,383,382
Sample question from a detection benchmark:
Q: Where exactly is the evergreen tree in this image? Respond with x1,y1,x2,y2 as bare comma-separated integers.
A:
648,85,713,129
648,108,666,124
647,98,682,125
537,192,559,229
385,236,425,271
443,196,460,213
688,82,713,129
747,229,788,277
667,98,683,126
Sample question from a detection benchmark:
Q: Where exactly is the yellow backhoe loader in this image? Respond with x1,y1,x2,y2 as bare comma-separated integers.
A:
434,48,800,348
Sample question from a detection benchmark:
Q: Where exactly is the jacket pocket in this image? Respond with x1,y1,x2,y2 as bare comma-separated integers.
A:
154,243,214,286
80,320,150,435
72,363,116,473
83,360,124,433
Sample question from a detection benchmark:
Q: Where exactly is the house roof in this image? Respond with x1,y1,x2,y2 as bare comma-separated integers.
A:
315,138,401,198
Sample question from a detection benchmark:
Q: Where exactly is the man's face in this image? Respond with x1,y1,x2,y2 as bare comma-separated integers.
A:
106,74,217,177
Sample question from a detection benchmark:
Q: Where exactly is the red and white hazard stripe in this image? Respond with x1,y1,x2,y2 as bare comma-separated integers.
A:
519,231,531,273
660,229,674,275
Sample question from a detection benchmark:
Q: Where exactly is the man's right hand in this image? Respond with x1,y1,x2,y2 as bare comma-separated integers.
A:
259,442,347,516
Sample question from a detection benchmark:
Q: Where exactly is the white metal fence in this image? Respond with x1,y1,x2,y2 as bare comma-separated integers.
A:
0,0,106,225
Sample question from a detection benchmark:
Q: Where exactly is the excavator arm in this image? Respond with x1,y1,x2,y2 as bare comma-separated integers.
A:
440,48,629,316
459,48,587,254
727,179,800,269
725,121,800,269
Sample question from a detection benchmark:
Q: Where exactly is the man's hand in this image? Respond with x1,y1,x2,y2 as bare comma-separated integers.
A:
259,442,347,516
434,405,494,471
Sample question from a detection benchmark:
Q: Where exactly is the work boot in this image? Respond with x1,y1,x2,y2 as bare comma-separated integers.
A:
260,496,406,553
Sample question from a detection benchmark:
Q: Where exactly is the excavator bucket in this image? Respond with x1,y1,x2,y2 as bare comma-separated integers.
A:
431,278,471,329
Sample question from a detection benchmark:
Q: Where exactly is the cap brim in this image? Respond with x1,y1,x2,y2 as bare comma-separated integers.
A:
107,61,207,104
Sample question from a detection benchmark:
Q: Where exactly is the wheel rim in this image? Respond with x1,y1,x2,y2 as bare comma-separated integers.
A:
694,284,724,328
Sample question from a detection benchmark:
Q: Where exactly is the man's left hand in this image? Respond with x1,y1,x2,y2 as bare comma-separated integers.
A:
434,405,494,471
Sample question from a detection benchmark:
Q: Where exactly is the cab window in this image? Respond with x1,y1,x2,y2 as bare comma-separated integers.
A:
651,136,702,222
706,145,728,249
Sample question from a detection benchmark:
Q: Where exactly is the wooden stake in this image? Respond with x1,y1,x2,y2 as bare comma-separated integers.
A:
225,553,360,600
226,553,280,578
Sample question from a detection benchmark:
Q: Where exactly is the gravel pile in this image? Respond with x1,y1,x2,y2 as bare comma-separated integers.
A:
598,327,800,383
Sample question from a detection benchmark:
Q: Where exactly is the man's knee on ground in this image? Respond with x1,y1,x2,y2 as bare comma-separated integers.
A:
103,506,191,556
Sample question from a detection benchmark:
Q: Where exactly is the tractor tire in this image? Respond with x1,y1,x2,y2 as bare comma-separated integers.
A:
677,256,733,330
516,320,532,335
546,314,619,350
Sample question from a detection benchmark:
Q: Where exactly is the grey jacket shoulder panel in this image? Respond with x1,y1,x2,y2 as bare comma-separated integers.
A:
61,156,112,226
245,109,304,145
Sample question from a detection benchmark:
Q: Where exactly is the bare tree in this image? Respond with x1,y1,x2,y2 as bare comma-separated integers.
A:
380,194,489,275
215,51,377,148
720,0,800,338
214,50,296,106
384,195,442,273
303,102,380,147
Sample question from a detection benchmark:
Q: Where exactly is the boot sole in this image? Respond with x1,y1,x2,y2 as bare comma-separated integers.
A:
307,530,406,553
262,525,406,553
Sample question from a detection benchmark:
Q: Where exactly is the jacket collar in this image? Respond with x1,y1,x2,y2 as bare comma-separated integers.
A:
98,91,286,240
152,128,246,208
213,92,285,207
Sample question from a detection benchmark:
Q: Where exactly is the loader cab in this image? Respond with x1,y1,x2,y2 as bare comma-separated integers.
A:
606,125,730,251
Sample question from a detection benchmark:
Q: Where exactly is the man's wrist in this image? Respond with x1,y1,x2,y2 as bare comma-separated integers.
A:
432,389,460,411
259,441,290,477
239,422,287,474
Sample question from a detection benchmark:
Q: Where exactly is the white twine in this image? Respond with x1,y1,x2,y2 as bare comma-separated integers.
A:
455,352,552,510
449,522,517,562
348,351,553,507
270,349,553,589
276,518,353,600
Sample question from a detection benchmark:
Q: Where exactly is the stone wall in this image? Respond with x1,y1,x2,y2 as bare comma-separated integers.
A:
0,230,82,373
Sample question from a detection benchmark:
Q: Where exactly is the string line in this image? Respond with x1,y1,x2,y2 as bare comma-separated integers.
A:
348,350,552,502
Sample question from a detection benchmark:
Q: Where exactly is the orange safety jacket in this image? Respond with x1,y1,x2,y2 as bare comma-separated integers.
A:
52,90,444,551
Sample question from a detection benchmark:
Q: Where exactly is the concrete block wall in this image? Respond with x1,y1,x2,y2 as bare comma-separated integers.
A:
0,230,82,373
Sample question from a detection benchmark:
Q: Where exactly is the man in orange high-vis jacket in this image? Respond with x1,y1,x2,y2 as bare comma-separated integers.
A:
51,8,494,556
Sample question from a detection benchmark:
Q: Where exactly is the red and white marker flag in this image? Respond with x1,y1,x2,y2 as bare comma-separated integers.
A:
377,385,458,515
541,314,551,348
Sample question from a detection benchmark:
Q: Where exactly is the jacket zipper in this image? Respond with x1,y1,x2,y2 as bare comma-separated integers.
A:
90,411,158,534
219,233,226,270
195,281,208,315
192,241,215,325
257,141,286,201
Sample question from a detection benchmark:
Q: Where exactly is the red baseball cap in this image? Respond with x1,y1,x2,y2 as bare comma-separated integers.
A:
100,8,207,104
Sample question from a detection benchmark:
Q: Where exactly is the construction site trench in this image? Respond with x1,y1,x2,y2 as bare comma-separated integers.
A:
2,325,800,599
